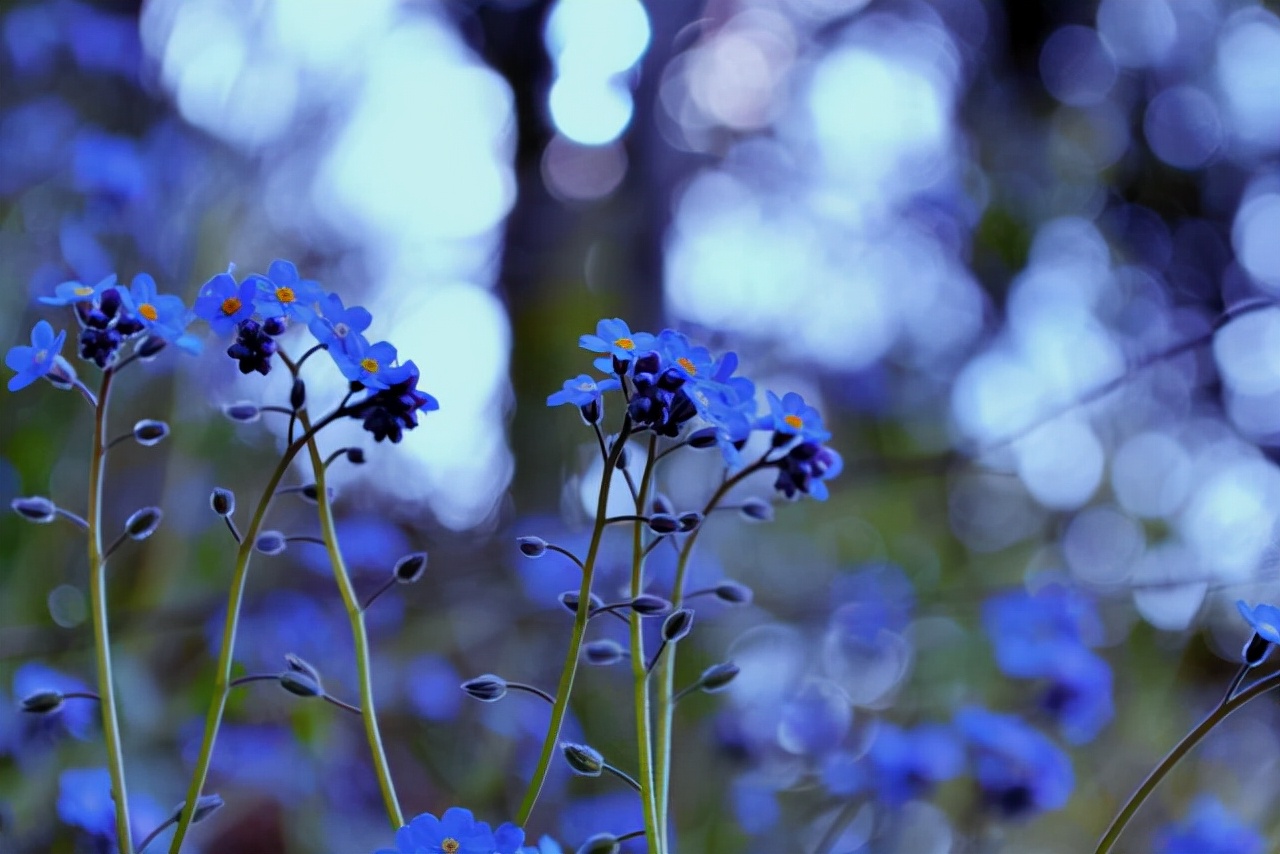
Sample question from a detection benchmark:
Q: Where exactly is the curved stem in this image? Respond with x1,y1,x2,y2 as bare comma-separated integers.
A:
87,368,133,852
628,434,662,851
1095,670,1280,854
299,407,403,828
651,459,765,846
816,799,865,854
516,421,632,825
170,411,343,852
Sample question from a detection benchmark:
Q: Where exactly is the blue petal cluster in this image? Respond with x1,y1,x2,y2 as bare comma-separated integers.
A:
955,705,1074,819
551,317,841,500
376,807,524,854
1155,796,1264,854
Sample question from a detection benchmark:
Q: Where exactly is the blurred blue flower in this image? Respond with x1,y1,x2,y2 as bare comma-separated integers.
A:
38,273,117,306
255,259,324,323
776,679,853,756
72,129,146,199
1040,646,1114,745
184,722,318,799
829,563,915,644
821,750,866,796
521,837,563,854
730,776,780,835
194,271,257,336
1155,796,1264,854
1237,601,1280,645
57,767,166,849
376,807,524,854
13,663,95,743
955,706,1073,819
6,320,66,391
62,2,143,79
0,97,77,194
559,793,644,853
863,722,964,806
4,5,60,76
579,318,655,372
756,390,831,444
59,217,114,283
983,586,1103,678
404,655,464,722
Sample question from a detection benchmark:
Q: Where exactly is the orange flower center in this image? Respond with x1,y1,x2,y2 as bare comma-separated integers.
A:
275,286,296,304
442,840,459,853
220,297,242,316
360,357,380,373
139,303,158,321
614,336,635,350
677,357,697,375
784,414,804,430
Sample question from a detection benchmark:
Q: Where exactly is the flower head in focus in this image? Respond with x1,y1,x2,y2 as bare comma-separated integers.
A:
193,270,258,336
375,807,524,854
255,259,324,323
6,320,66,391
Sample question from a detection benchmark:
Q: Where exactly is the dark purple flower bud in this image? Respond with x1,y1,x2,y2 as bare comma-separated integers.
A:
518,536,548,558
647,513,679,535
136,336,166,360
560,590,605,614
1244,633,1270,667
651,493,674,516
698,661,740,693
345,448,366,464
677,511,702,532
263,317,287,336
394,552,428,584
290,378,306,410
633,352,661,376
21,689,65,714
298,483,321,505
629,594,672,616
739,497,774,522
580,398,601,425
662,608,695,642
713,580,753,605
279,669,322,698
561,742,604,776
124,507,162,540
577,833,621,854
462,674,508,702
255,531,287,556
284,653,321,683
223,402,261,423
170,793,225,826
583,639,627,666
99,288,122,318
210,488,235,517
132,419,170,446
687,427,718,449
657,367,685,391
12,496,57,523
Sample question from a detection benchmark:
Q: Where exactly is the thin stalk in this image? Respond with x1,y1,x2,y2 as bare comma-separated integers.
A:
87,366,133,852
628,434,662,852
170,411,343,851
516,421,632,825
299,407,403,828
816,799,865,854
1095,670,1280,854
652,460,765,847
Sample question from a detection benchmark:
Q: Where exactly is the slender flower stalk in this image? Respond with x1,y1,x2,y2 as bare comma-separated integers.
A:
651,459,765,847
1095,670,1280,854
88,368,134,853
628,434,663,852
298,404,404,828
170,410,344,851
516,420,633,825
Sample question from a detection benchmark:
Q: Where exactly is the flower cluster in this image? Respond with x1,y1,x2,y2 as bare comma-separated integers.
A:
550,318,841,500
376,808,524,854
7,260,439,444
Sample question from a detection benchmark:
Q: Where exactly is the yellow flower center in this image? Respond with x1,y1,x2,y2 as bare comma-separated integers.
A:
139,303,158,321
677,357,697,375
360,357,380,373
220,296,242,316
34,348,48,363
784,414,804,430
614,336,634,350
275,286,296,304
442,840,460,854
75,286,93,296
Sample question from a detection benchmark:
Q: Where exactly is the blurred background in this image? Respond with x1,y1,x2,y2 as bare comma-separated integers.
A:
5,0,1280,851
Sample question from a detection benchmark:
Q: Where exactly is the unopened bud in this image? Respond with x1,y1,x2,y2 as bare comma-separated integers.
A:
583,639,627,666
677,511,703,532
132,419,169,446
284,653,321,683
345,448,366,465
686,427,718,449
278,670,322,698
651,494,674,516
662,609,694,643
629,594,672,616
647,513,679,535
223,402,261,423
1244,633,1271,667
210,488,235,517
739,498,773,522
124,507,162,540
518,536,548,558
560,591,604,614
713,581,753,605
698,661,740,693
262,317,287,336
560,742,604,777
580,399,601,425
461,674,508,703
577,833,621,854
394,552,428,584
255,531,287,556
20,689,65,714
136,336,166,360
290,378,306,410
12,496,57,524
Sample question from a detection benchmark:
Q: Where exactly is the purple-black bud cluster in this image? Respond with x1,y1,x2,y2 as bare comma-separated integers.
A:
772,441,843,501
347,367,439,443
75,287,141,368
627,352,697,438
226,319,278,376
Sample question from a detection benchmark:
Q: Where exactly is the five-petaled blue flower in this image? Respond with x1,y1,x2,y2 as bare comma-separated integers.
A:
1237,600,1280,646
579,318,655,373
757,391,831,444
547,374,621,408
657,329,714,381
376,807,524,854
124,273,187,332
255,259,325,323
38,274,117,307
6,320,66,391
193,271,257,337
309,292,373,357
330,334,403,390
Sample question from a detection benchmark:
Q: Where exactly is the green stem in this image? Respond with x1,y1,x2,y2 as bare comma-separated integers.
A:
652,461,764,848
516,421,632,826
628,435,662,852
169,412,341,852
299,407,404,828
1095,670,1280,854
89,368,133,853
